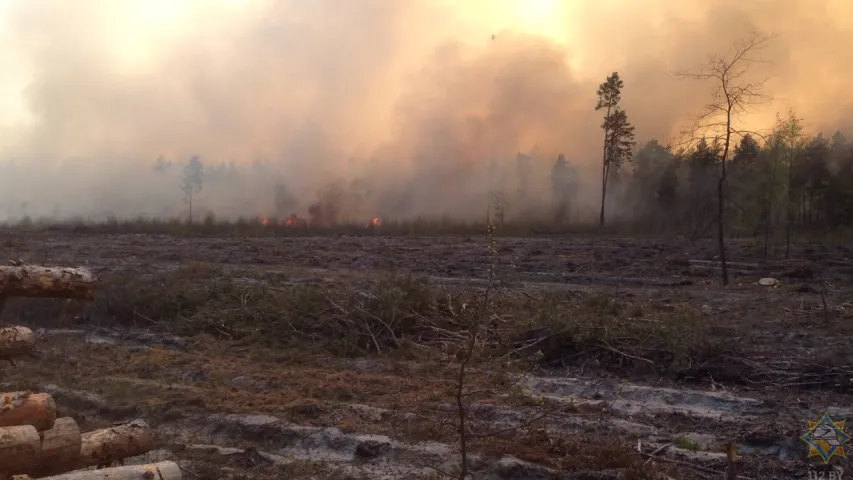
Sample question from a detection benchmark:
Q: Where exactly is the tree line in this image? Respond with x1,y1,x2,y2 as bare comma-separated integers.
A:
147,31,853,283
589,121,853,241
544,30,852,285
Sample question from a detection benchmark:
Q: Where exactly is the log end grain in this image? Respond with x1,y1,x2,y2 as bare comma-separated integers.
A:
0,425,41,476
0,328,35,359
0,392,56,432
154,461,183,480
28,417,81,477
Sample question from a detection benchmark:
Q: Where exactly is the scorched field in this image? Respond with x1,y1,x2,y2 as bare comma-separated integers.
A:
1,228,851,479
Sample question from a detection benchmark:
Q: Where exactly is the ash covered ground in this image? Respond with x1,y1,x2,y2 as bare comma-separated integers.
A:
1,229,851,479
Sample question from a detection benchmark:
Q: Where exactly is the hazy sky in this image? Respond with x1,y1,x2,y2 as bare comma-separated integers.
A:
0,0,851,221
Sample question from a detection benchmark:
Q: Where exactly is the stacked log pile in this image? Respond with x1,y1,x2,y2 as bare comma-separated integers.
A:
0,266,181,480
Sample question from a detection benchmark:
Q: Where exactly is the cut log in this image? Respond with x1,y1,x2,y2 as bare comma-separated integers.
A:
75,420,155,469
37,461,182,480
0,393,56,431
0,327,36,359
27,417,81,477
688,260,763,269
688,266,767,277
0,266,97,300
0,425,41,475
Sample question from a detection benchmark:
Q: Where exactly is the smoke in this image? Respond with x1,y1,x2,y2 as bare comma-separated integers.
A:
0,0,850,222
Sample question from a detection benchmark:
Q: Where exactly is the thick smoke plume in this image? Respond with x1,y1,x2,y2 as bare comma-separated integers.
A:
0,0,850,222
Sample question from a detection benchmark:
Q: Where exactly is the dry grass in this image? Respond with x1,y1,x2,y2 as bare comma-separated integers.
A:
1,334,696,479
3,262,739,374
477,432,680,478
6,261,847,387
176,449,348,480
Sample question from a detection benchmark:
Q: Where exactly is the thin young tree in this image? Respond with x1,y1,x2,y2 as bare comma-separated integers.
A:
595,72,635,227
778,109,805,258
676,31,776,286
181,155,204,225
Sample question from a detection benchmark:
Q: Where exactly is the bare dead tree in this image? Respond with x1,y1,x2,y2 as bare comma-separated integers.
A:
674,31,776,286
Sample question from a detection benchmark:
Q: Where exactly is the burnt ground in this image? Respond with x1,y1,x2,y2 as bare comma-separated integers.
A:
1,230,852,479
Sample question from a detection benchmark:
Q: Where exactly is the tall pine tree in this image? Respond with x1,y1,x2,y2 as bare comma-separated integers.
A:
595,72,636,227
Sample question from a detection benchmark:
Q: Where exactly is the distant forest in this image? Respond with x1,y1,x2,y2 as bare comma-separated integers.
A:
142,121,853,243
549,123,853,239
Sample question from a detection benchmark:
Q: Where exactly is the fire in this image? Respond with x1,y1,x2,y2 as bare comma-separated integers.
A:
370,216,381,227
283,214,307,227
261,217,269,226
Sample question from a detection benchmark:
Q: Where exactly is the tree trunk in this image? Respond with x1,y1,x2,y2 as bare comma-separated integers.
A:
0,266,97,300
717,174,729,285
72,420,155,469
188,195,193,225
37,461,182,480
0,425,40,476
785,180,793,257
717,108,731,286
762,213,770,260
0,392,56,432
599,104,612,228
784,143,796,258
27,417,82,477
765,152,779,260
808,190,814,224
0,327,36,360
599,163,609,228
785,199,793,258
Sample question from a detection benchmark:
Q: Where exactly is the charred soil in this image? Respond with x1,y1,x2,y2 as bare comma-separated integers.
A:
1,229,851,479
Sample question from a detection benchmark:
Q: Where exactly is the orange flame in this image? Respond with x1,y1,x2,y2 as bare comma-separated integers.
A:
261,217,269,226
370,216,381,227
283,214,306,227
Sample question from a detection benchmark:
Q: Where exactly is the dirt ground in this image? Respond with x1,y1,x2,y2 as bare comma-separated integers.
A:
1,230,852,479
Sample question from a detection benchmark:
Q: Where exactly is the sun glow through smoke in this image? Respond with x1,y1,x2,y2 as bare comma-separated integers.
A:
0,0,851,222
